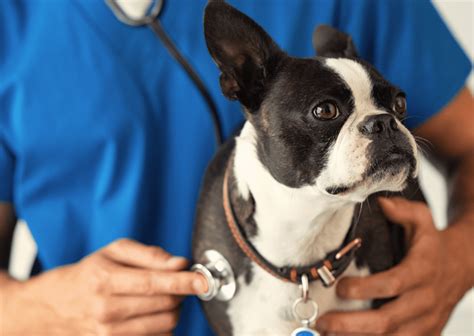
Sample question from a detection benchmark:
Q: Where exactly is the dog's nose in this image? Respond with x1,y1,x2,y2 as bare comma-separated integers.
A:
358,114,399,136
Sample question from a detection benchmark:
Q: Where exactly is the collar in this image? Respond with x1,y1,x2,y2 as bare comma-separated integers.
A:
222,157,362,286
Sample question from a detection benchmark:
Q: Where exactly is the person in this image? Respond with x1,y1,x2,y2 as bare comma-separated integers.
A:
0,0,472,335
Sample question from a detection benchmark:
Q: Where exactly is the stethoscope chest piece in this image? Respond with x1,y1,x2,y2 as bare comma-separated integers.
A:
191,250,236,302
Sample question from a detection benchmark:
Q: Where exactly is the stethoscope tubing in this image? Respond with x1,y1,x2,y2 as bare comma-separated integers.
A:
106,0,224,147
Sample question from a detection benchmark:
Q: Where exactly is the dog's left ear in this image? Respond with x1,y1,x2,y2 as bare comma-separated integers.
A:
204,1,284,111
313,25,358,58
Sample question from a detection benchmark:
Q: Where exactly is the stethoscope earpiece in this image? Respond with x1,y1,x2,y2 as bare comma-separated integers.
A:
105,0,164,26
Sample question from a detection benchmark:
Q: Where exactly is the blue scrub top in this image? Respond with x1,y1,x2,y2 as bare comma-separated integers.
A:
0,1,470,335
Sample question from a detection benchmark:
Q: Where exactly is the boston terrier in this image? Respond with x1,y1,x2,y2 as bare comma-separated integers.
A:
192,1,424,335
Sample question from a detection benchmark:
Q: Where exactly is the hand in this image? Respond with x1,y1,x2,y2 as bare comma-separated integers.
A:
316,197,473,335
2,238,207,335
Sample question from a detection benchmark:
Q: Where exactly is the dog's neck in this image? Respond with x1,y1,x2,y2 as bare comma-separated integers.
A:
232,122,357,267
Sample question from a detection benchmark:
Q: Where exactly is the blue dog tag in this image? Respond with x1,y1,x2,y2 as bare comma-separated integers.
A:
290,327,319,336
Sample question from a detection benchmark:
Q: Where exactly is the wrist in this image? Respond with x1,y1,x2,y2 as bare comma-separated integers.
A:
0,271,19,286
0,271,23,304
1,275,30,333
442,218,474,291
1,272,57,334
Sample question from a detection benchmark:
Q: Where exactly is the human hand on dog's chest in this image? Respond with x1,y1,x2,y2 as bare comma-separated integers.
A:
315,197,474,335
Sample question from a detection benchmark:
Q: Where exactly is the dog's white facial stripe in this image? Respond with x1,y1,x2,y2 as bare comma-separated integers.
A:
316,59,379,200
324,58,376,115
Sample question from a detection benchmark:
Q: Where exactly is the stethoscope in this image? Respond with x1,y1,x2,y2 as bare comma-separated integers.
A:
106,0,236,302
106,0,224,147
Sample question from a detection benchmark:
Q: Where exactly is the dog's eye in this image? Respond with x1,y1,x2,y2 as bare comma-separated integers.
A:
312,101,339,120
393,95,407,116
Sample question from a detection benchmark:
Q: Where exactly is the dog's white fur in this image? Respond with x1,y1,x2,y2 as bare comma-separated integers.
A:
227,59,418,335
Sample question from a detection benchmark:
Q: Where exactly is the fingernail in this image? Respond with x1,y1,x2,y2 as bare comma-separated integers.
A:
166,256,188,267
193,277,207,293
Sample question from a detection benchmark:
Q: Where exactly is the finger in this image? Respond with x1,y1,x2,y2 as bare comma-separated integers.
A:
378,197,434,235
102,311,180,335
317,287,435,334
394,310,444,336
336,257,425,300
107,268,208,296
101,238,188,271
94,295,183,322
316,309,390,335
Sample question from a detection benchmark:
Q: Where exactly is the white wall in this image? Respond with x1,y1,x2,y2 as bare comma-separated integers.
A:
433,0,473,93
8,1,474,334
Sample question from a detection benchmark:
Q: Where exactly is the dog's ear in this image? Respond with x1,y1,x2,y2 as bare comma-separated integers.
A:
204,0,284,111
313,25,358,58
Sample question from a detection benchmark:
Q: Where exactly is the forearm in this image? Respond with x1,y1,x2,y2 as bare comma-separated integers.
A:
445,90,474,287
415,87,474,288
0,271,22,333
445,152,474,287
0,271,18,318
449,152,474,219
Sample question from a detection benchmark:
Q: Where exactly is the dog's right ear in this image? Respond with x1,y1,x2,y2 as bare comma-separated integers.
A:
204,0,284,111
313,25,358,58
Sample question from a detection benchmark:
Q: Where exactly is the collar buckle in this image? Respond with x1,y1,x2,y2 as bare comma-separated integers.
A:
318,238,362,287
317,265,336,287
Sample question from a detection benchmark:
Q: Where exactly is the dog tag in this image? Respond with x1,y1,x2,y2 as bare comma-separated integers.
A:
291,327,319,336
290,298,319,336
291,278,319,336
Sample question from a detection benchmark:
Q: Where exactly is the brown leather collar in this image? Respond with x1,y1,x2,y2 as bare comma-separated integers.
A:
222,157,362,286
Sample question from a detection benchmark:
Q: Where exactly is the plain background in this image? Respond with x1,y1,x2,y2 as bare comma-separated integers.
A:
7,0,474,334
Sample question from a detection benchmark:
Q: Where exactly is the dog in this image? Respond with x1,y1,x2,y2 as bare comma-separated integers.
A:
192,1,424,335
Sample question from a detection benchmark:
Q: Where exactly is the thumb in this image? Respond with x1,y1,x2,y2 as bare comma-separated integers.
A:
378,196,433,239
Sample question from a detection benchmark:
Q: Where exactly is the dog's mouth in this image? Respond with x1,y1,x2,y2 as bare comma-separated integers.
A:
365,148,416,178
325,148,416,196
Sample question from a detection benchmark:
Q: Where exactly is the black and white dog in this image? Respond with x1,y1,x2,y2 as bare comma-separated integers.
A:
193,1,424,335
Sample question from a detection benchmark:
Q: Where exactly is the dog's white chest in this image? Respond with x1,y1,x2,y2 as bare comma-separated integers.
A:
227,262,370,336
